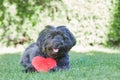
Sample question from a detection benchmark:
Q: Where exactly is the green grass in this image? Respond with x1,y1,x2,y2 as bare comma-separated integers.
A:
0,51,120,80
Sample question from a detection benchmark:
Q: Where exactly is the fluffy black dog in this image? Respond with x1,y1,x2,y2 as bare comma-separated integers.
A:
20,25,76,72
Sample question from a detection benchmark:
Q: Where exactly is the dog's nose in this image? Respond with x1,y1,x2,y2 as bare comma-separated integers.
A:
55,41,63,45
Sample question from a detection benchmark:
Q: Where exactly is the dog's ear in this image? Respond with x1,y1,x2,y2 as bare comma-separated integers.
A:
36,25,55,51
45,25,54,29
36,30,45,50
57,26,76,49
36,28,48,50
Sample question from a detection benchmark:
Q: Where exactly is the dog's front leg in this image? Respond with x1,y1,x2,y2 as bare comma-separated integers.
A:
50,54,70,72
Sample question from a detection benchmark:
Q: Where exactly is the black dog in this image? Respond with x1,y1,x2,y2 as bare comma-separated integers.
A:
20,25,76,72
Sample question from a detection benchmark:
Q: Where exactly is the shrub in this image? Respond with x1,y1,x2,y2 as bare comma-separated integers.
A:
0,0,119,47
107,0,120,46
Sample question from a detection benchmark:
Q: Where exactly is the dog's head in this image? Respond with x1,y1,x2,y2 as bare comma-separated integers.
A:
37,25,76,58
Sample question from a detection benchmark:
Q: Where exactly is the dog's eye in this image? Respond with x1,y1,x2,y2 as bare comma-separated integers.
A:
64,36,69,41
63,35,68,40
47,35,52,38
48,48,52,50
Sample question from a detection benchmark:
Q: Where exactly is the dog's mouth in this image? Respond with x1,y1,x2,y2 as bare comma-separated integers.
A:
53,48,59,53
50,48,61,58
46,47,60,54
46,47,64,58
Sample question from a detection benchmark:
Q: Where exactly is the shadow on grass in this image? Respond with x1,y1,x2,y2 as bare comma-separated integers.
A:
70,50,120,63
70,50,120,71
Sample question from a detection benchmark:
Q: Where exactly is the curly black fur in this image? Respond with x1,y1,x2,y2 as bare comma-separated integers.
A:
20,25,76,73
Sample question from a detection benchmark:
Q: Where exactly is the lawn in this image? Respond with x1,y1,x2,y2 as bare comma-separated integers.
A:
0,49,120,80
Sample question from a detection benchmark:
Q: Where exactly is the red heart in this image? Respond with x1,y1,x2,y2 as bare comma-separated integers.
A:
32,56,57,72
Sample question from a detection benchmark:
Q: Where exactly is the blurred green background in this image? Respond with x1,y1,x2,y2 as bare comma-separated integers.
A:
0,0,120,47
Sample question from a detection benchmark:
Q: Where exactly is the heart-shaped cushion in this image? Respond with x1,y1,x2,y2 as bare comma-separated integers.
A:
32,56,57,72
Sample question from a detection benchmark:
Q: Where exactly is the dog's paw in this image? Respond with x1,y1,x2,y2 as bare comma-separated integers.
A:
22,67,35,73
